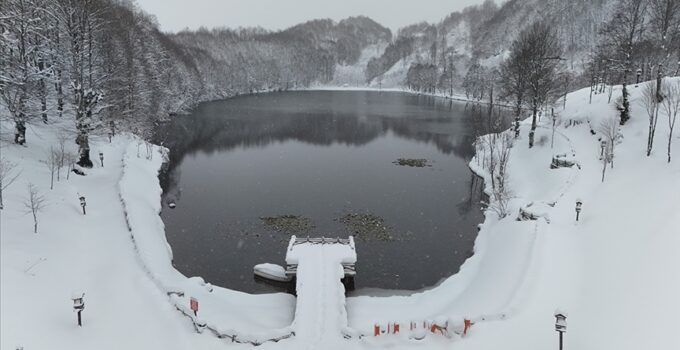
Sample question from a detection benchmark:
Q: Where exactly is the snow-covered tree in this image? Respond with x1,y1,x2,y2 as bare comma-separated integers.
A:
0,0,48,144
510,21,563,148
500,37,530,129
596,0,648,125
598,115,620,182
53,0,108,167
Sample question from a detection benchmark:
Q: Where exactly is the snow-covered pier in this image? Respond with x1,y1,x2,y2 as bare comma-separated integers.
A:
285,236,357,279
286,236,357,346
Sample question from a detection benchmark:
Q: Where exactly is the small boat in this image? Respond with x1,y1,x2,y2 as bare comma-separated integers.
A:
254,263,292,282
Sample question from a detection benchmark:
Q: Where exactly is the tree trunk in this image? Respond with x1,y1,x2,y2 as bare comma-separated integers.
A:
57,78,64,118
529,98,538,148
14,119,26,145
41,79,47,124
647,110,655,156
76,131,93,168
656,65,663,103
76,102,93,168
670,127,675,163
620,82,630,125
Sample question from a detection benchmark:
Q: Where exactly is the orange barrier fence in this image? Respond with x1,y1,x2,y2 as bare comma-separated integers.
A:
373,318,472,338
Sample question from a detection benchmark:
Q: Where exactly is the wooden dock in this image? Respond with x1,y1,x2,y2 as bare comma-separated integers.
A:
284,235,357,345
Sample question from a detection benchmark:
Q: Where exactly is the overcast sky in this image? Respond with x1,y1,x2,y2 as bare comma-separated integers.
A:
134,0,488,33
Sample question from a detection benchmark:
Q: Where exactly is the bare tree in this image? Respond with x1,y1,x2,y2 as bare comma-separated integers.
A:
480,129,514,218
24,183,47,233
661,79,680,162
500,46,529,137
43,147,60,190
0,157,21,209
598,115,620,182
54,0,107,168
597,0,648,125
487,134,513,219
649,0,680,64
641,81,661,156
502,20,563,148
0,0,48,145
487,186,513,219
64,151,78,180
56,134,69,181
495,132,513,194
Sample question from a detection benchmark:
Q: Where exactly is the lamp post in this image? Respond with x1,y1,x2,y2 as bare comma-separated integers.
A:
99,152,104,167
72,292,85,327
575,200,582,221
79,196,87,215
554,311,567,350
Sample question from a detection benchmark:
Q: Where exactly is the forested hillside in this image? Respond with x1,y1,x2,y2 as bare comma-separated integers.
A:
1,0,204,167
171,16,391,96
0,0,390,167
2,0,679,166
368,0,617,92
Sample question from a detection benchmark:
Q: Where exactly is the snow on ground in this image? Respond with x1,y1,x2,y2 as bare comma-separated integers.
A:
1,78,679,350
0,122,223,350
347,79,679,350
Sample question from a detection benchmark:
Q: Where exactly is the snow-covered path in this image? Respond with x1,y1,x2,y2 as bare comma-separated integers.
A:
288,241,355,348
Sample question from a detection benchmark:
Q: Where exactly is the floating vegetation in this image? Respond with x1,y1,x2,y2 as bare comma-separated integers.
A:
393,158,431,167
260,215,314,234
337,212,393,241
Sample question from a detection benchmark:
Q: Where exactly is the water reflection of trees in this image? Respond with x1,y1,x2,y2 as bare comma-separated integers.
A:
155,92,511,196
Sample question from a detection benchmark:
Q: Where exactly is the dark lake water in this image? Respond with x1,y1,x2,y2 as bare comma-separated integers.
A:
157,90,508,294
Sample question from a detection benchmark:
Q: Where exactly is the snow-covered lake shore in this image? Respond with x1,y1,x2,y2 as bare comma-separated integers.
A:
2,80,679,349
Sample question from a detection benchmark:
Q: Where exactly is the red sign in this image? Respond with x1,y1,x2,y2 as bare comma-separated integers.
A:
463,319,471,335
190,297,199,313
